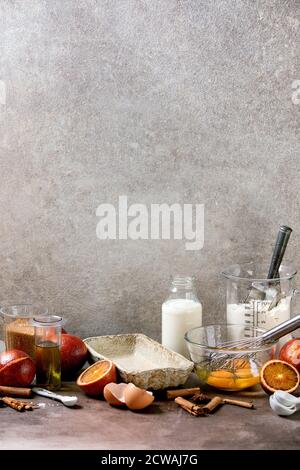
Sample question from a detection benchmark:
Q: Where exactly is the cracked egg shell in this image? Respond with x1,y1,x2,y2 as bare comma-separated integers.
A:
103,382,127,406
124,383,154,410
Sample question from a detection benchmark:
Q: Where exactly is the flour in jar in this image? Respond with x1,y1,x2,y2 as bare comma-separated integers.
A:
227,296,292,343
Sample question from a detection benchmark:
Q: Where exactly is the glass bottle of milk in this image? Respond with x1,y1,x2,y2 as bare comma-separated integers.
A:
162,275,202,357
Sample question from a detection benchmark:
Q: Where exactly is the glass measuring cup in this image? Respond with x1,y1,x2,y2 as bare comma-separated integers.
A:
0,304,48,359
221,262,300,340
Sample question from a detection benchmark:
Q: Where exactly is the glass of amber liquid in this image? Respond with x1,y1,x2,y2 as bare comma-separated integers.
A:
32,315,63,391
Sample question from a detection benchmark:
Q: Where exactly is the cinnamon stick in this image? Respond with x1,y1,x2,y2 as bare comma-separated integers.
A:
202,396,223,414
1,397,25,412
222,398,255,409
21,402,34,411
167,387,201,400
0,396,37,411
175,397,205,416
0,386,32,398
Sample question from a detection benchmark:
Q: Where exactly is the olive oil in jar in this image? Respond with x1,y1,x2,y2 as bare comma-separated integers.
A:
35,341,61,390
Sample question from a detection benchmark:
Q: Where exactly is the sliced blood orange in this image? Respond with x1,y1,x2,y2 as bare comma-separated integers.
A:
260,359,300,394
77,360,117,397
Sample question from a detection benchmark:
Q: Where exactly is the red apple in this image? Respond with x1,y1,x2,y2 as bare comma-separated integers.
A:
279,338,300,372
61,334,88,376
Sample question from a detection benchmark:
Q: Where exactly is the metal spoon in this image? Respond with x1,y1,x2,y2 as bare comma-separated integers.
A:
32,387,78,407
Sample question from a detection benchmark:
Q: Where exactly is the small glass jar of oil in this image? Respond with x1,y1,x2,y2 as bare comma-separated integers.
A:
32,315,63,391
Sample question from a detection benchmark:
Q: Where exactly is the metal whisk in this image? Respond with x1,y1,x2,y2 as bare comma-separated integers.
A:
218,314,300,351
206,315,300,370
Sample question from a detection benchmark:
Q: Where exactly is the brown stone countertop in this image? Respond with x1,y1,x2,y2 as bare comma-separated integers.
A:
1,378,299,450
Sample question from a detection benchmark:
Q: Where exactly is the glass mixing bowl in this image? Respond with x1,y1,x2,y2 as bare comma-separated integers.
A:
185,324,277,391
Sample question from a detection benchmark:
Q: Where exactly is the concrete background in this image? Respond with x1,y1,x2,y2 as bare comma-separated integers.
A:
0,0,299,340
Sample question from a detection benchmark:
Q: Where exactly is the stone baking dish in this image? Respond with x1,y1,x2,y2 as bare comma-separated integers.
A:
83,333,194,390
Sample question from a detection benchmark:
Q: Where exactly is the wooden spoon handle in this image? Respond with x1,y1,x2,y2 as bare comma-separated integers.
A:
0,386,32,398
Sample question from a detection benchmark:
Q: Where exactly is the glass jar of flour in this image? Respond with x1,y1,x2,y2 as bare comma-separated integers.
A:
222,261,300,343
162,275,202,357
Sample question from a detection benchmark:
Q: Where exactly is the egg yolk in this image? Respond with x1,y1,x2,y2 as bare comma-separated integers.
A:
206,367,260,390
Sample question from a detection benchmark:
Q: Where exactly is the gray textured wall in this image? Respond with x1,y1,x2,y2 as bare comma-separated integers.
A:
0,0,299,340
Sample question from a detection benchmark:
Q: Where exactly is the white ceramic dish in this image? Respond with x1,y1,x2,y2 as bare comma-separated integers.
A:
84,334,194,390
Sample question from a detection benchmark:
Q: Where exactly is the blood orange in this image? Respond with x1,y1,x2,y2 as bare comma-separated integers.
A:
279,338,300,372
260,359,300,394
61,334,88,376
77,360,117,397
0,355,36,387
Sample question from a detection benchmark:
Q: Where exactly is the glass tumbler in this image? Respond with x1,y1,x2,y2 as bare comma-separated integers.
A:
32,315,63,391
1,304,48,359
